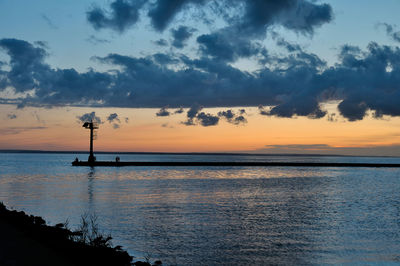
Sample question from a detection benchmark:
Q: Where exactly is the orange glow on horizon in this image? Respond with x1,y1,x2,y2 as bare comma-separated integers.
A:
1,105,400,156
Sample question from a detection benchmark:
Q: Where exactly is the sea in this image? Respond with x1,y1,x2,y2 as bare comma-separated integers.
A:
0,152,400,265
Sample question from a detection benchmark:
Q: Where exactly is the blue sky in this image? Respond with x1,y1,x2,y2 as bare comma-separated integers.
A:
1,0,399,71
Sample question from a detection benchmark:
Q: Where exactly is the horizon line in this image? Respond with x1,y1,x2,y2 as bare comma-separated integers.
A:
0,149,398,158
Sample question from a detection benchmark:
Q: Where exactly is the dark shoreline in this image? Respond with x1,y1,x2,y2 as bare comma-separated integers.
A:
0,203,160,266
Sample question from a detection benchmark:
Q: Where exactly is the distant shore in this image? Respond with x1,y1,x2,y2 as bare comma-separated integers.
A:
1,149,399,158
0,202,161,266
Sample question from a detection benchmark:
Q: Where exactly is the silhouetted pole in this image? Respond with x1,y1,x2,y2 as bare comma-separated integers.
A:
83,121,97,164
89,123,94,163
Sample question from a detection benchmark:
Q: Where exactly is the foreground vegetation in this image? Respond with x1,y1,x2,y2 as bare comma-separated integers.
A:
0,202,161,266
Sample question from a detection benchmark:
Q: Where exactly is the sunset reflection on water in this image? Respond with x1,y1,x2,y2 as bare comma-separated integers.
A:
1,153,400,264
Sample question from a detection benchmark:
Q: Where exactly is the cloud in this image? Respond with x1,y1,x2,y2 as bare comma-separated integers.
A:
107,113,121,129
275,36,302,52
87,0,332,35
197,30,266,62
196,112,219,126
107,113,120,123
174,107,184,114
0,126,47,135
233,115,247,125
266,144,331,150
380,23,400,43
256,144,400,156
156,106,170,116
85,0,333,65
196,0,332,61
86,35,111,45
7,113,17,119
171,26,195,48
0,38,113,107
2,38,400,122
152,53,179,65
258,106,269,116
218,109,247,125
187,104,202,118
181,104,219,126
154,38,168,46
87,0,146,33
77,112,102,124
182,104,202,125
147,0,207,32
0,38,48,93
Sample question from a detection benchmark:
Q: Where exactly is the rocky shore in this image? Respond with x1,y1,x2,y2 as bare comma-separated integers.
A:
0,202,161,266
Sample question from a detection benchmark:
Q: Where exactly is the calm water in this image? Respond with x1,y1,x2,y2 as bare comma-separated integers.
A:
1,153,400,265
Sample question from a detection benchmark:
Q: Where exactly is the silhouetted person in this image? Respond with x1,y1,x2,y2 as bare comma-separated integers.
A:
116,156,120,163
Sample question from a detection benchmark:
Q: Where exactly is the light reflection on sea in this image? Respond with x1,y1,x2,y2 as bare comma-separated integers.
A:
0,153,400,265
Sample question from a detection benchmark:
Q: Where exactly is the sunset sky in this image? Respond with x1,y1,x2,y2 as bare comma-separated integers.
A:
1,0,400,155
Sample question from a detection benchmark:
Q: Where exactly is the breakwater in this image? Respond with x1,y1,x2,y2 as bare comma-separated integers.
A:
72,161,400,167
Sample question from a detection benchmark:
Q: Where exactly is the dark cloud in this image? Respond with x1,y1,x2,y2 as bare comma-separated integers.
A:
218,109,247,125
85,0,333,68
380,23,400,43
197,30,265,62
7,113,17,119
234,115,247,125
171,26,195,48
187,104,202,119
182,104,202,125
231,0,332,37
268,97,327,119
218,109,234,120
148,0,207,32
87,0,146,33
153,53,179,65
87,0,332,36
174,107,184,114
107,113,121,129
181,104,219,126
154,38,168,46
0,38,48,93
0,39,113,107
2,38,400,122
156,107,170,116
196,112,219,126
107,113,120,123
77,112,102,124
275,37,302,52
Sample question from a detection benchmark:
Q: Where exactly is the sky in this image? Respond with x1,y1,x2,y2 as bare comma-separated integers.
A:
1,0,400,155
